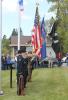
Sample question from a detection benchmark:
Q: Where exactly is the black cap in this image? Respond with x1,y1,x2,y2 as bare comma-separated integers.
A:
18,50,22,54
21,46,26,53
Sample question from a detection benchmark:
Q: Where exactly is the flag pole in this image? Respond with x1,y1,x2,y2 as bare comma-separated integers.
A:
0,0,3,95
18,0,24,50
18,7,21,50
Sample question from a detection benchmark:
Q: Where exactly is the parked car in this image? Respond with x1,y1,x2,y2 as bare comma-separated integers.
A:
61,56,68,62
61,56,68,67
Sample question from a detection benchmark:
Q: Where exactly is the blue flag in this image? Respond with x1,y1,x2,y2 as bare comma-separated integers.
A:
19,0,23,6
19,0,24,11
41,17,46,60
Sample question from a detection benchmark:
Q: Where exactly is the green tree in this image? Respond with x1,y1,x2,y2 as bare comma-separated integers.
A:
47,0,68,54
20,28,23,36
11,28,23,36
2,35,11,55
11,28,18,36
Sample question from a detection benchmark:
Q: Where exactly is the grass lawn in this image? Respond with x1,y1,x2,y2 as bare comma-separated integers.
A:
0,67,68,100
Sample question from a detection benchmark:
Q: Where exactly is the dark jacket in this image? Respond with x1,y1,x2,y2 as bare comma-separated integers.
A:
17,55,28,76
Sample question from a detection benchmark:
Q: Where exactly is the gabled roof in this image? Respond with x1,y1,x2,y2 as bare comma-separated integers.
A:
10,36,31,46
10,35,51,47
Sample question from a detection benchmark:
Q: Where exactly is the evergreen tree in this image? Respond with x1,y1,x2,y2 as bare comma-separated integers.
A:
2,35,11,55
11,28,23,36
47,0,68,54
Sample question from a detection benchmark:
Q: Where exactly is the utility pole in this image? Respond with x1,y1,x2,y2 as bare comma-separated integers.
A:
0,0,3,95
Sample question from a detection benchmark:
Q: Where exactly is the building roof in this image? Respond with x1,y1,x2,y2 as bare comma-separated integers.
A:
10,36,31,47
10,35,51,47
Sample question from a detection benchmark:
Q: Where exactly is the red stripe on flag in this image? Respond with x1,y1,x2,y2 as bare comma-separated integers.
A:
31,25,42,58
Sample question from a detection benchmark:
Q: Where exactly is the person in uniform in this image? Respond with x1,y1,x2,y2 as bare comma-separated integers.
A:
17,49,25,96
17,46,28,96
27,51,33,82
21,48,28,88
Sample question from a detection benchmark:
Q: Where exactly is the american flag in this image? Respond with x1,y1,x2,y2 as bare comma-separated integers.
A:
31,6,42,58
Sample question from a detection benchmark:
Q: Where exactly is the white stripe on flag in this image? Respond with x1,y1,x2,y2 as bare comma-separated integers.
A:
37,26,40,48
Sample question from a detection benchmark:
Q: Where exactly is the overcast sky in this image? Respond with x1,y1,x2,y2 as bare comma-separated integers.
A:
2,0,55,38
